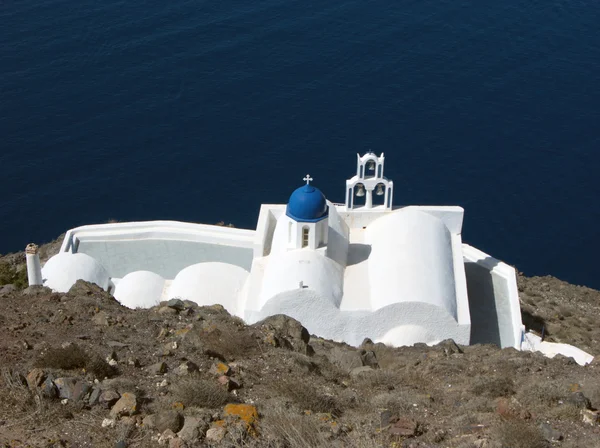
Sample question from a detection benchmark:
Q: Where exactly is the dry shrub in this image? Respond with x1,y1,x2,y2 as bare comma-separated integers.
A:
260,408,329,448
353,369,400,389
171,377,231,408
547,403,582,421
34,344,115,378
492,420,547,448
276,378,341,416
200,326,259,361
518,380,567,407
470,376,515,398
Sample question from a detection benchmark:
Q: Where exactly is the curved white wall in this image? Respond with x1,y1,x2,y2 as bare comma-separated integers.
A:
258,250,345,310
366,208,457,318
42,253,110,293
168,262,249,316
325,203,350,267
114,271,165,309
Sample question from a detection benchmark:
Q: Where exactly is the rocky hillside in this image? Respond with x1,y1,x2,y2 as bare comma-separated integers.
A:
0,242,599,448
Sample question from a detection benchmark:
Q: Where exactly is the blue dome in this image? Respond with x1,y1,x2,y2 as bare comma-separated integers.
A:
286,185,329,222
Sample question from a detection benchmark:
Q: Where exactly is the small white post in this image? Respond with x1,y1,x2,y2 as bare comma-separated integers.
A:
365,189,373,209
25,243,42,286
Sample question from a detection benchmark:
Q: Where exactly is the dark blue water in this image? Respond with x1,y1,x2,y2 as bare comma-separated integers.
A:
1,0,599,288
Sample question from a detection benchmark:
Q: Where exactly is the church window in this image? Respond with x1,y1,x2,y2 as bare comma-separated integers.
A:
302,227,309,248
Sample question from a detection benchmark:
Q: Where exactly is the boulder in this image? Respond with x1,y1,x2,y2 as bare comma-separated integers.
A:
254,314,313,355
567,392,592,410
176,361,199,376
54,378,90,401
155,410,184,433
178,416,208,442
166,299,185,311
110,393,138,418
205,427,226,444
147,362,168,375
26,368,46,390
99,390,121,408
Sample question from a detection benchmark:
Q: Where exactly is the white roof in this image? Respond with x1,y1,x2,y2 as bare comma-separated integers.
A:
168,262,249,316
114,271,165,309
42,252,110,293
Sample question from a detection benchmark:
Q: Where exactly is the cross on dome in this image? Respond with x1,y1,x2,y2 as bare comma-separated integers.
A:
303,174,313,185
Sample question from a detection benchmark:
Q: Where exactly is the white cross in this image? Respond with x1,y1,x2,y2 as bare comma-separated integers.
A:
303,174,313,185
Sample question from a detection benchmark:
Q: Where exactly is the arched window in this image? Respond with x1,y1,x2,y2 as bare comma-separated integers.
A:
302,227,310,248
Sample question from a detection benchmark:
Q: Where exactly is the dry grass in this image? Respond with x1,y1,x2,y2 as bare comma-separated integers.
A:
171,376,232,408
34,344,115,379
276,378,342,416
517,380,568,407
470,376,515,398
492,419,547,448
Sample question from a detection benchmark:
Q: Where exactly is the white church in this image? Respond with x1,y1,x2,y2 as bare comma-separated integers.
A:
25,152,593,364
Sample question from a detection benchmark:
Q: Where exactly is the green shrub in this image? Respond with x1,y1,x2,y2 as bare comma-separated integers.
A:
0,262,28,288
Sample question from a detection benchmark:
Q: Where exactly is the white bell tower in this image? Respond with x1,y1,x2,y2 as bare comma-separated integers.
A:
345,151,394,211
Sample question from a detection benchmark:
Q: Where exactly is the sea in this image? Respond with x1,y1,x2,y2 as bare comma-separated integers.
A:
1,0,599,289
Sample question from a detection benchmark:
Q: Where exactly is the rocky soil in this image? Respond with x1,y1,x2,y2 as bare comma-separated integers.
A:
0,241,599,448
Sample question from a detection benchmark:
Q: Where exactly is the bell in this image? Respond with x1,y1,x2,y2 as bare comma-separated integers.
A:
367,161,376,171
355,185,365,197
376,184,384,196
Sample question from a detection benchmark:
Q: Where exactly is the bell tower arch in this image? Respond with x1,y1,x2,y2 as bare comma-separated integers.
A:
345,152,394,211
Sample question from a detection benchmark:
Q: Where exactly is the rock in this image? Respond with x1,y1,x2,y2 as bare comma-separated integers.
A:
0,284,17,294
166,299,185,311
582,409,599,425
380,410,393,428
26,368,46,390
567,392,592,409
169,438,187,448
23,285,51,296
101,418,116,428
158,429,177,445
41,377,58,399
360,350,379,368
209,362,232,376
350,366,374,377
99,390,121,408
176,361,199,376
148,362,168,375
88,387,101,406
227,377,242,391
110,393,138,418
107,341,128,348
389,417,419,437
92,311,110,326
128,358,141,368
539,422,562,441
254,314,313,355
223,404,259,435
54,378,90,401
329,347,364,372
155,410,184,433
178,416,208,442
205,427,226,443
437,339,463,355
158,307,178,316
115,441,127,448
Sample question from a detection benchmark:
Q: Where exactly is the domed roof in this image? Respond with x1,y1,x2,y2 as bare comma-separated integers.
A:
286,185,328,222
42,252,110,293
168,262,249,316
114,271,165,309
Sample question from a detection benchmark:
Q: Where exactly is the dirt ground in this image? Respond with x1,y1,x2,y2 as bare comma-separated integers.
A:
0,243,599,448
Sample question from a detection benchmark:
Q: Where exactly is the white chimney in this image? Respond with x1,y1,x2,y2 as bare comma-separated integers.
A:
25,243,42,286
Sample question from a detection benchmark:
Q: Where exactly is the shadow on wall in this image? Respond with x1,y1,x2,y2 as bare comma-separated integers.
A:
347,244,372,266
466,258,502,346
